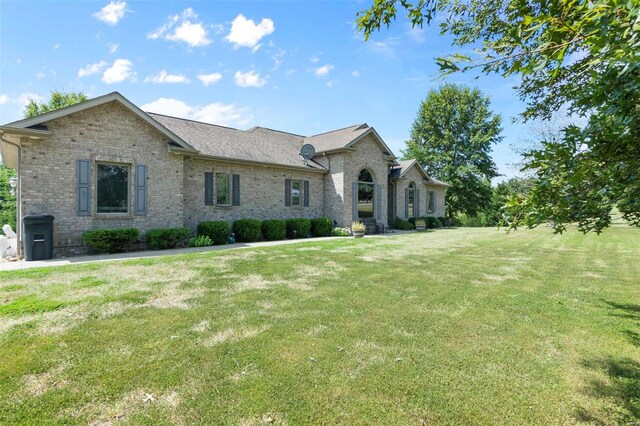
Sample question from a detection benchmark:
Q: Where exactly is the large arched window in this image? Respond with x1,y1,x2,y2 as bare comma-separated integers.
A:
407,182,416,218
357,168,375,218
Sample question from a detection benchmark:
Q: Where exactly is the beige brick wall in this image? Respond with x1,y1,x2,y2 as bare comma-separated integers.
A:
183,158,325,230
317,134,391,228
393,166,447,221
19,101,184,256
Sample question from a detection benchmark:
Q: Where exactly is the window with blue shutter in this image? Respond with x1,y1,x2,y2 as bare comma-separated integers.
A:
204,172,213,206
77,160,91,216
303,180,309,207
415,189,421,217
135,164,147,215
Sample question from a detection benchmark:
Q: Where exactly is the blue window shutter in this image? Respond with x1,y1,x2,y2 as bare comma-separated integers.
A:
416,189,421,217
303,180,309,207
205,172,213,205
135,164,147,215
375,184,382,220
232,174,240,206
352,182,358,221
77,160,90,216
285,179,291,206
404,188,409,218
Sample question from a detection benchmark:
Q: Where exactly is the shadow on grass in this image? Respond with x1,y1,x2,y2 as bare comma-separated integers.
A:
575,357,640,423
575,301,640,423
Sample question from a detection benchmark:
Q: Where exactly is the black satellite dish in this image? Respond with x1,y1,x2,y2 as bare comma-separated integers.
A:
300,144,316,165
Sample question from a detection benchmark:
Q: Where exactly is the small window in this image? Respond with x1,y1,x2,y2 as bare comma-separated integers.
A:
291,179,302,207
216,173,231,206
97,163,129,213
427,191,435,214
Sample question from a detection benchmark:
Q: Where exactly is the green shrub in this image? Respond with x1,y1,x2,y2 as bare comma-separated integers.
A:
393,218,414,230
434,218,443,228
331,227,351,237
146,227,190,250
408,217,417,227
83,228,139,253
310,217,333,237
437,216,447,227
426,216,438,229
189,235,213,247
233,219,262,242
457,214,489,227
286,218,311,239
261,219,286,241
197,221,229,245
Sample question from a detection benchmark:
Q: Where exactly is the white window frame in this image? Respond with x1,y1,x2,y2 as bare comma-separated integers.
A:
96,162,130,215
215,173,231,206
291,179,302,207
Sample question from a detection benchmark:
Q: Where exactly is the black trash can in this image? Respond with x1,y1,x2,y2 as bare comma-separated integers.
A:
23,215,55,261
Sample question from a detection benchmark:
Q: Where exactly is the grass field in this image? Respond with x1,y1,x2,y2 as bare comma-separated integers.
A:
0,226,638,425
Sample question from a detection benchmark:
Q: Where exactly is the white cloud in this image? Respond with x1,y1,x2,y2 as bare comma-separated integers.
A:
310,55,320,63
54,43,60,50
148,8,211,47
352,71,361,77
0,94,9,105
101,58,136,84
406,25,426,43
36,72,46,79
108,42,119,53
144,70,190,84
270,49,286,71
141,97,252,127
225,14,274,49
16,93,45,108
93,1,128,26
314,64,334,77
197,72,223,86
78,60,107,78
234,70,266,88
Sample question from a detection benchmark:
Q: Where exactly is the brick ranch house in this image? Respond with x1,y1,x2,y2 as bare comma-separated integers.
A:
0,92,449,257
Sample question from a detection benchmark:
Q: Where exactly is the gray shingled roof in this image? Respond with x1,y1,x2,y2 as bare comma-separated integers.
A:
149,113,325,170
390,159,451,187
149,113,394,170
303,124,371,153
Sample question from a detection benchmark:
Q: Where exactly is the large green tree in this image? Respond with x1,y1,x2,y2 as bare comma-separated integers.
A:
403,83,502,218
358,0,640,233
24,91,87,118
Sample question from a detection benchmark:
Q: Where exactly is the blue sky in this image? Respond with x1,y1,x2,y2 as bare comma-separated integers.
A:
0,1,526,181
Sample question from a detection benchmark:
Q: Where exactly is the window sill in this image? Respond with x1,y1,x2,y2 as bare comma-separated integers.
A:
94,214,134,220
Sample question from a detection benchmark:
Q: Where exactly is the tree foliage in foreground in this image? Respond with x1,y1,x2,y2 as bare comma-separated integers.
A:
358,0,640,233
403,84,502,218
24,91,87,118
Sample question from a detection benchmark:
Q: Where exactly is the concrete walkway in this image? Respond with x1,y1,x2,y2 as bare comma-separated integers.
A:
0,231,416,271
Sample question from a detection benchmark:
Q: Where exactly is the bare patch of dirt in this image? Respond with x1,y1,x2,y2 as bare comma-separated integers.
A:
22,365,67,397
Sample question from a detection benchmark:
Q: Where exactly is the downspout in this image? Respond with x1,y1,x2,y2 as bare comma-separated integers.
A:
0,134,21,258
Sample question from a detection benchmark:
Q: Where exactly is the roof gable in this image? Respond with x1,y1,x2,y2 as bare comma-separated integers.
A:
390,159,451,187
3,92,195,152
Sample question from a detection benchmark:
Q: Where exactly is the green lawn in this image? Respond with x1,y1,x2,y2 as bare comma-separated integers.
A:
1,227,638,425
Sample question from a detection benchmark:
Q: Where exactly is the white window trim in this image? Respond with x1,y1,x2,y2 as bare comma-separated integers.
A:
290,179,303,207
95,161,131,215
215,172,232,207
